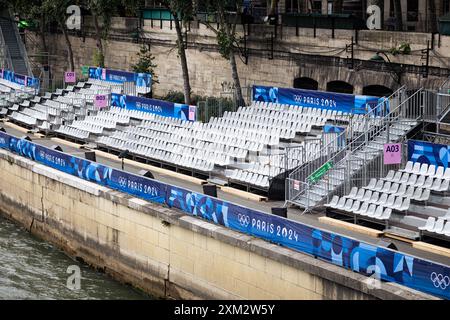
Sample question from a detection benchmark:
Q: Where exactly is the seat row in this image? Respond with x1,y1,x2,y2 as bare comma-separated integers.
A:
379,172,450,192
325,197,394,219
224,169,270,188
400,162,450,179
347,186,429,203
419,217,450,237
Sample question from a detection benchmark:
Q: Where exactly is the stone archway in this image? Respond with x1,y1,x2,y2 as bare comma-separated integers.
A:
362,85,394,97
293,77,318,90
326,80,354,94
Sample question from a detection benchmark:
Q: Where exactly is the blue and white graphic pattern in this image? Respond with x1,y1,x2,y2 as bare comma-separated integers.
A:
0,131,449,299
253,85,384,115
111,93,193,121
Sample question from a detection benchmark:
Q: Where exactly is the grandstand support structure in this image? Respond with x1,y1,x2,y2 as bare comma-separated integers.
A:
285,86,431,213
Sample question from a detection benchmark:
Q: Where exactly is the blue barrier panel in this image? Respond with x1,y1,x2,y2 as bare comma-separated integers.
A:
0,68,40,91
408,140,449,169
111,93,194,121
166,184,450,299
252,85,384,115
88,67,152,91
0,130,449,299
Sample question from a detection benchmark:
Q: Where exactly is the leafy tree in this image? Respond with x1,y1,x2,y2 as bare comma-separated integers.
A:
84,0,121,67
160,0,194,105
42,0,75,71
131,44,159,92
201,0,245,106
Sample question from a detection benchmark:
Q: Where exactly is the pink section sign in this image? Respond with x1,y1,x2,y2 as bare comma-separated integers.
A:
94,94,108,109
384,143,402,165
64,71,76,83
188,105,196,121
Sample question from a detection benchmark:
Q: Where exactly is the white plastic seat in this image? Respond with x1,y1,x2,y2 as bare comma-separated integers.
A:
431,178,442,191
432,218,445,233
434,166,445,179
401,161,413,173
399,198,410,211
370,192,380,203
438,221,450,235
378,207,392,220
389,183,399,194
412,187,423,200
362,190,372,202
375,193,388,205
385,194,396,207
383,169,395,179
419,163,428,176
443,168,450,180
381,182,391,193
355,202,369,215
368,206,383,219
343,199,354,211
406,174,417,186
411,162,421,174
366,178,376,189
418,189,430,201
363,204,376,217
354,188,365,200
395,184,406,196
373,180,384,191
346,187,358,199
325,195,339,208
424,176,434,189
350,201,361,213
439,179,449,192
391,197,403,210
419,217,435,231
414,175,425,187
426,165,436,176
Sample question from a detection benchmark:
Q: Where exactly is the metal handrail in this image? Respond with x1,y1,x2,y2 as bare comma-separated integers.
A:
286,86,426,209
0,22,13,71
3,12,33,76
289,86,405,181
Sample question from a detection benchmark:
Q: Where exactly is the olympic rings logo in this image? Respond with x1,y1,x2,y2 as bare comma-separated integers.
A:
237,214,250,227
430,272,450,290
118,177,127,187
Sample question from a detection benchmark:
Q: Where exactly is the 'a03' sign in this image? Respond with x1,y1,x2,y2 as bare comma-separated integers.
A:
384,143,402,165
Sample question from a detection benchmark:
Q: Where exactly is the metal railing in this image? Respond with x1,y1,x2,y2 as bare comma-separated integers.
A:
5,11,33,76
285,86,427,211
436,78,450,123
0,24,13,71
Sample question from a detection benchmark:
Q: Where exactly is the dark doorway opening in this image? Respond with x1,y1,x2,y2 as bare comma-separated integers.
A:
363,85,394,97
326,81,354,94
293,77,318,90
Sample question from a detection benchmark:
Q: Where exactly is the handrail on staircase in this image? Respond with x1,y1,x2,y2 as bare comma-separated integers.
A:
0,13,33,77
0,20,13,71
285,86,427,210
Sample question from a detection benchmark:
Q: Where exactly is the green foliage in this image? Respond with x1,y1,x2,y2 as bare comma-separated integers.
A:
131,45,158,83
160,90,186,104
92,49,105,67
217,28,234,59
389,43,411,56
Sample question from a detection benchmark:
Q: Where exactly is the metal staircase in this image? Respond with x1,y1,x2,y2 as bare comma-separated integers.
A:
286,87,426,212
0,11,32,76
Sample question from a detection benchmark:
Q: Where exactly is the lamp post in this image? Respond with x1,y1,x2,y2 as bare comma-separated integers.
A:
370,51,402,84
118,149,129,170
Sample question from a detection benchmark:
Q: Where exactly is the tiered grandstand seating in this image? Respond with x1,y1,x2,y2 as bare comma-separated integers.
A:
325,161,450,238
